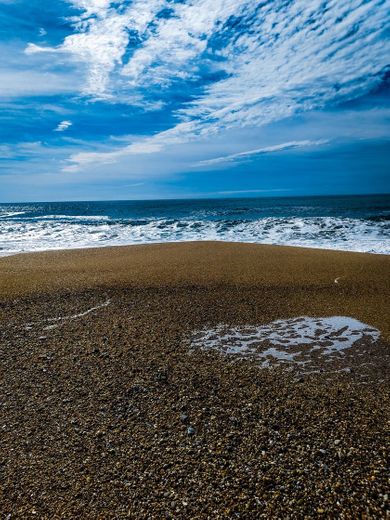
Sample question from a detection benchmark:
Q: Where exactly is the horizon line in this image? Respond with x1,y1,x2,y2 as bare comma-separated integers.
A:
1,191,389,205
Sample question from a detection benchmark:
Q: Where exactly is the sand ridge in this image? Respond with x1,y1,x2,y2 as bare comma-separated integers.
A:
1,242,389,337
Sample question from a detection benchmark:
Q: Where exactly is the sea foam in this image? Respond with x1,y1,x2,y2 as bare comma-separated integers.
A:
190,316,380,368
0,215,388,256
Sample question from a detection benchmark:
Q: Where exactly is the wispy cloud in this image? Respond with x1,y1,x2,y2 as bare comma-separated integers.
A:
217,189,289,195
196,140,329,167
35,0,387,172
25,0,170,98
175,1,389,140
0,141,44,159
26,1,389,105
0,144,13,159
54,120,73,132
62,138,166,172
121,0,252,87
0,69,79,98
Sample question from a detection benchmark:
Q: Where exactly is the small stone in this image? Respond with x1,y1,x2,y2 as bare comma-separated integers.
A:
334,439,341,446
187,426,195,436
180,413,188,423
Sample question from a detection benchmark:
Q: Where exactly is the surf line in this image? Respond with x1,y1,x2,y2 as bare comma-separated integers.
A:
25,299,111,331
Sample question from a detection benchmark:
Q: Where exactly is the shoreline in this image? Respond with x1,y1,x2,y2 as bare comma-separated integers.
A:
2,239,390,260
1,238,389,259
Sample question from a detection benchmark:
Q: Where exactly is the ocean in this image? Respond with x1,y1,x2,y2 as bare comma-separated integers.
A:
0,194,389,256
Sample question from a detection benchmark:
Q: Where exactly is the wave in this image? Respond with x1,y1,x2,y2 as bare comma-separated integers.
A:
11,214,111,222
0,216,388,255
367,214,390,222
0,211,26,218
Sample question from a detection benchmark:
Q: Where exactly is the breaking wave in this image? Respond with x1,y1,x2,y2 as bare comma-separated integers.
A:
0,214,388,255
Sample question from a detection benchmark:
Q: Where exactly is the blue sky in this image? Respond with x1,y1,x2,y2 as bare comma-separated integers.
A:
0,0,389,202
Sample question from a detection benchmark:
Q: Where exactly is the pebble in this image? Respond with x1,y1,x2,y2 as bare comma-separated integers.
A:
1,264,389,519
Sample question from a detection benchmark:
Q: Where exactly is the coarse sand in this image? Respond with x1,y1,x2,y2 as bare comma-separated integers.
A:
0,242,389,518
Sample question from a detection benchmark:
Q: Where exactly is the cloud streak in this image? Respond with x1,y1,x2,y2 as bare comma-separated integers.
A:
216,189,290,195
196,140,329,167
54,120,72,132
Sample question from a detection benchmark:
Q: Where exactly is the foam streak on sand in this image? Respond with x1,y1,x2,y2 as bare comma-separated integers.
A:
25,300,111,331
46,299,111,322
191,316,380,368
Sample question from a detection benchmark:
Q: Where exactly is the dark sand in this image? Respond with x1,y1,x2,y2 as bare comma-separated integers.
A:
0,242,389,518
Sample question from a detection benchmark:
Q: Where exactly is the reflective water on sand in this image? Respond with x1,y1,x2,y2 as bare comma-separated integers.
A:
190,316,380,369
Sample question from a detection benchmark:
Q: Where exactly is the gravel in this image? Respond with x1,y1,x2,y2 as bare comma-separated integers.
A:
0,285,389,519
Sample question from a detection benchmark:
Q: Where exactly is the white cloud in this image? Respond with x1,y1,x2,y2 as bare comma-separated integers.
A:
26,0,169,98
177,0,389,138
62,120,199,171
27,0,256,97
196,140,329,167
121,0,253,86
68,0,113,18
62,139,164,171
23,0,389,171
55,120,73,132
25,43,53,55
0,70,79,98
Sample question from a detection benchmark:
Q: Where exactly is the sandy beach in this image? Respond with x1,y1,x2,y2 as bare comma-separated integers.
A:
1,242,389,518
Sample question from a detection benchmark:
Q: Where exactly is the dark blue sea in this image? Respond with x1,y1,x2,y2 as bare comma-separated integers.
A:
0,195,389,255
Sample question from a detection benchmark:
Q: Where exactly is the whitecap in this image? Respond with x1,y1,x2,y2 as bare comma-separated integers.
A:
0,216,388,256
0,211,26,218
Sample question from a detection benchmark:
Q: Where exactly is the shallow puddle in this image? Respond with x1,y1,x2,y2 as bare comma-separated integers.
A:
190,316,380,369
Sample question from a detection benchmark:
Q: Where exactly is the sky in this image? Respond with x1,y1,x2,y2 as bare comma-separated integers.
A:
0,0,389,202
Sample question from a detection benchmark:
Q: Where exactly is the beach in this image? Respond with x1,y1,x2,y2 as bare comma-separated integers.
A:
1,242,389,518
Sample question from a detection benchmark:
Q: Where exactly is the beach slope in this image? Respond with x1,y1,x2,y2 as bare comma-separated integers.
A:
0,242,389,518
